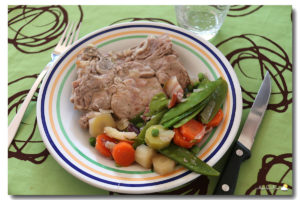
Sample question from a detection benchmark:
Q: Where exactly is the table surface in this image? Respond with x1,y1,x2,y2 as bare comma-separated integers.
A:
8,5,293,195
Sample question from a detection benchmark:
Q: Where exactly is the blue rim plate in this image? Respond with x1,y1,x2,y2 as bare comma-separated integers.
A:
36,21,242,194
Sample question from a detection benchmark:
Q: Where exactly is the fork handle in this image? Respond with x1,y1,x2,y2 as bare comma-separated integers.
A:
8,68,48,148
8,54,59,148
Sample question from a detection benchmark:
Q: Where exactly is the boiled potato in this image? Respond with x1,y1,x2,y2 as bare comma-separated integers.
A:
88,113,116,137
152,154,176,175
145,125,174,150
135,144,156,169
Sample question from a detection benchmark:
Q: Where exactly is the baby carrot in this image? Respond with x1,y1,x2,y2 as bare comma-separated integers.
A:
112,142,135,167
206,109,224,127
173,128,196,149
95,134,117,158
179,119,205,142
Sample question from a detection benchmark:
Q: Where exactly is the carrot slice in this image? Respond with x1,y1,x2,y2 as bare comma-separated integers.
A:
179,119,205,142
206,109,224,127
112,142,135,167
95,134,117,157
173,128,196,148
120,140,135,145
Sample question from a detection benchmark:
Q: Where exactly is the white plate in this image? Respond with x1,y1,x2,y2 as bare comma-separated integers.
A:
37,21,242,194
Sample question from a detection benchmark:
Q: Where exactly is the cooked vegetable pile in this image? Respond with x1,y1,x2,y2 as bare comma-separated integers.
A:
88,73,227,176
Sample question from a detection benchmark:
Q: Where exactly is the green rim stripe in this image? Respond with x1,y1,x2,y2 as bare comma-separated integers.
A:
56,35,219,174
172,40,217,79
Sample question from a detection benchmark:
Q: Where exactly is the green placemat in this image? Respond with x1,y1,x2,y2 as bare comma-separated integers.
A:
8,5,292,195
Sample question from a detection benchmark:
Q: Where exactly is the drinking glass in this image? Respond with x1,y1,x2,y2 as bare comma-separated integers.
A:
175,5,230,40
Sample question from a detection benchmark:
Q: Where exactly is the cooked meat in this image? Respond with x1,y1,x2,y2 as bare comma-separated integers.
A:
71,35,191,128
132,34,174,61
79,111,97,129
79,110,113,129
70,72,114,110
129,34,190,88
111,77,163,119
115,61,155,79
154,55,190,88
80,45,102,61
79,114,89,129
95,56,114,74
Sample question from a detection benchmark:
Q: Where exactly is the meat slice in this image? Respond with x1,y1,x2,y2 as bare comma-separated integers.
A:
71,34,191,124
128,35,190,88
71,45,116,111
71,72,114,111
111,77,163,119
154,55,190,88
115,61,155,79
79,111,99,129
79,45,102,61
132,34,174,61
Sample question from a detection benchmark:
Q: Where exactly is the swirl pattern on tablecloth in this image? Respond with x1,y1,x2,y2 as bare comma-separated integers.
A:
8,5,83,54
8,74,49,164
245,153,292,195
216,34,292,112
228,5,263,17
8,5,84,163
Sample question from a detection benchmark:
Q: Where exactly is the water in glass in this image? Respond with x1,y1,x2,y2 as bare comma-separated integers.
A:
175,5,230,40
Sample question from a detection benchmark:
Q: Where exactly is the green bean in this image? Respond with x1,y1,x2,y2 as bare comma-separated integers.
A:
159,143,220,176
196,76,210,90
133,109,167,148
173,98,209,128
200,78,227,124
161,79,219,124
147,93,168,116
200,101,215,123
190,145,202,155
162,100,206,128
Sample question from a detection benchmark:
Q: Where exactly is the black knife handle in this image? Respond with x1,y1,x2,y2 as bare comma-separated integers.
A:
214,141,251,195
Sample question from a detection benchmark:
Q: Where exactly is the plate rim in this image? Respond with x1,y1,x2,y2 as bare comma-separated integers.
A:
37,21,242,194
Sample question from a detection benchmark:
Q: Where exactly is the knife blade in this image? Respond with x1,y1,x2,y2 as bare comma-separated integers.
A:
214,71,271,195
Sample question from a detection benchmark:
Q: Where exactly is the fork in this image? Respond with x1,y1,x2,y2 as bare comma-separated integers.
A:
8,22,81,148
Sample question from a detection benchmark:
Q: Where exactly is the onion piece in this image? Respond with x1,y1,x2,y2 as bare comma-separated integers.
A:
104,141,116,151
104,127,137,141
168,93,178,109
164,76,184,106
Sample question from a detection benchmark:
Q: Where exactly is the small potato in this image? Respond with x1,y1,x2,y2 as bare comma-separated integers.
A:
135,144,156,169
89,113,116,137
152,154,176,175
145,125,175,150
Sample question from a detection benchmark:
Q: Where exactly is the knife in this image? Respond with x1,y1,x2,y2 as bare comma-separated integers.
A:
214,71,271,195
